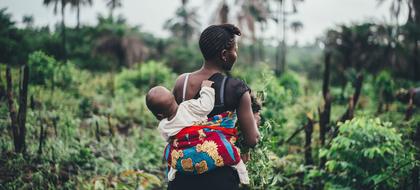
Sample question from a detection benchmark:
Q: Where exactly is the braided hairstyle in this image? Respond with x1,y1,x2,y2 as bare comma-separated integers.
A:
199,24,241,60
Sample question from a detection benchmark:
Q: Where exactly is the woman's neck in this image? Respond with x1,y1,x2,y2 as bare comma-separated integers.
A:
199,60,224,75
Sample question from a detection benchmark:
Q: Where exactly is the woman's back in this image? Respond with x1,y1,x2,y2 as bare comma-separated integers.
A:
168,72,246,190
174,72,250,115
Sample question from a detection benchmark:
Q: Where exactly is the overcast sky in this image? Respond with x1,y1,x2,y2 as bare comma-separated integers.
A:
1,0,400,45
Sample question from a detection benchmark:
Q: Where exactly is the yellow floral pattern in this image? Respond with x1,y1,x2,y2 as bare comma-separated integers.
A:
196,141,224,167
170,150,183,168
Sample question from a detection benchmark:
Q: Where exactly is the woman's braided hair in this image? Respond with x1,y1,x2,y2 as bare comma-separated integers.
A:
199,24,241,60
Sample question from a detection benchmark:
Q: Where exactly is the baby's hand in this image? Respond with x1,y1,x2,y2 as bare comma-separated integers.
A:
201,80,214,88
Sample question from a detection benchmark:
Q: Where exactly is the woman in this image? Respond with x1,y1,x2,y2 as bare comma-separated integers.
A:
168,24,260,190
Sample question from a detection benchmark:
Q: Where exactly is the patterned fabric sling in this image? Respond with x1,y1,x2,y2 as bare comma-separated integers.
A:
164,74,241,175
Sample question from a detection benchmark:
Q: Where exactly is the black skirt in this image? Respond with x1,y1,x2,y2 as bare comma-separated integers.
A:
167,166,240,190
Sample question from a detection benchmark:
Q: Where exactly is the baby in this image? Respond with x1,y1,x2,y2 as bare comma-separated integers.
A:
145,80,250,184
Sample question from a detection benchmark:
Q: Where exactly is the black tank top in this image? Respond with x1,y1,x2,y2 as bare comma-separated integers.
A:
186,73,250,117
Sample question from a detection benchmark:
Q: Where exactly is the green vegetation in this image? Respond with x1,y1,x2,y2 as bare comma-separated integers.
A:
1,0,420,189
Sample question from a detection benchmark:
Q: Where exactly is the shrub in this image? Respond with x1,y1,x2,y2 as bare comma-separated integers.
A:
28,51,56,86
278,72,301,98
115,60,175,93
374,70,395,104
321,117,407,189
163,41,202,74
28,51,79,90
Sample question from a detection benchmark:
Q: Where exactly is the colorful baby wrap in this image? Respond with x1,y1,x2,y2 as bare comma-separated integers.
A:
164,111,241,175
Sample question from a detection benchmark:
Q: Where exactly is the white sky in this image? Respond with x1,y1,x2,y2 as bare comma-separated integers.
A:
1,0,402,45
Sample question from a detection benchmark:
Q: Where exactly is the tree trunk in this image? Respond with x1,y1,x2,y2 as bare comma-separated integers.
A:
413,37,419,81
339,74,363,123
281,0,287,73
332,75,363,139
17,65,29,153
258,24,265,62
275,42,281,76
319,52,332,169
96,120,101,142
6,66,20,152
405,90,415,121
61,2,67,61
304,117,314,166
108,114,114,137
181,1,189,47
219,1,229,24
275,0,282,76
38,121,45,155
76,3,80,29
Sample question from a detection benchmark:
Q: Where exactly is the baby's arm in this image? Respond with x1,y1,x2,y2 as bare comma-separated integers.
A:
185,80,215,116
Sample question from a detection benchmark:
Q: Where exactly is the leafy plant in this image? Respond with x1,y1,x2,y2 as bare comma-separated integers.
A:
321,117,410,190
115,60,175,93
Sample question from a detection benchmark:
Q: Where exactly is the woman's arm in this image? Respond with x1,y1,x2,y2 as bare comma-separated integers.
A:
237,91,260,147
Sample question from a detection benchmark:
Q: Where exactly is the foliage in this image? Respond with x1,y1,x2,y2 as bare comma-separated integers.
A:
28,51,79,90
1,2,420,189
324,23,420,81
115,60,176,93
28,51,57,86
163,42,202,73
0,8,27,65
320,117,410,190
278,72,301,98
374,70,395,103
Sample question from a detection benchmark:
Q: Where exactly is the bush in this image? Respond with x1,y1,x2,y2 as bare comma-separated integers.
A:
374,70,395,104
278,72,301,98
115,60,175,93
28,51,57,86
163,41,202,74
320,117,408,189
28,51,79,90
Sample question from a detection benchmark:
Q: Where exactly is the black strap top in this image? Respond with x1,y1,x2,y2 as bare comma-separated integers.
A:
182,73,251,117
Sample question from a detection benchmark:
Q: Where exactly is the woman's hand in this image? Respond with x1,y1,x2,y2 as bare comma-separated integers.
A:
253,112,261,127
241,152,251,163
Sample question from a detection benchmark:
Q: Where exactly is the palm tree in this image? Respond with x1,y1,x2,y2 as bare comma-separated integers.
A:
43,0,71,60
70,0,92,29
378,0,420,80
164,0,200,46
22,15,34,28
273,0,304,75
238,0,271,63
105,0,122,20
290,21,303,46
93,16,149,68
209,0,270,63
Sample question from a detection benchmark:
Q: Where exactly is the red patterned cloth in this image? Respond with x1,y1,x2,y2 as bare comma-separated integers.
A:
164,111,241,175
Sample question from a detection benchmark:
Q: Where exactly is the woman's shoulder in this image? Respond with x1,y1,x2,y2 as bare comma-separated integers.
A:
173,73,190,103
222,75,251,110
226,76,250,94
174,73,189,88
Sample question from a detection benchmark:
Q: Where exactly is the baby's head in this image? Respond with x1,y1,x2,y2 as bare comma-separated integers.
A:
146,86,177,120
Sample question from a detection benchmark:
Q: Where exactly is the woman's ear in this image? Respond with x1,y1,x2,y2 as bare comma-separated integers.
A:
220,49,227,62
